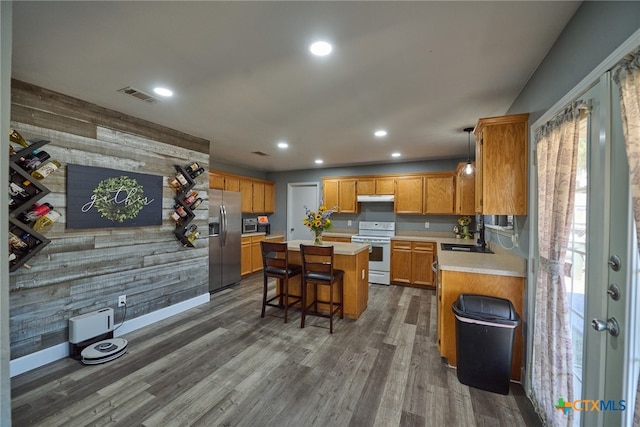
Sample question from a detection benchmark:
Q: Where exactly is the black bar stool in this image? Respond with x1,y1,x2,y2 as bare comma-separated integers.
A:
260,241,302,323
299,244,344,334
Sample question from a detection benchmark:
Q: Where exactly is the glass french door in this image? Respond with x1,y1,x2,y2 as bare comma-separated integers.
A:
562,74,640,426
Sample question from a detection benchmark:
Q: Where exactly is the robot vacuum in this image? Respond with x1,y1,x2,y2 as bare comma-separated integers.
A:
80,338,128,365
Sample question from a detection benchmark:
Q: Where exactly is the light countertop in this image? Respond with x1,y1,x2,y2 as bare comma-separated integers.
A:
319,230,526,277
285,239,370,256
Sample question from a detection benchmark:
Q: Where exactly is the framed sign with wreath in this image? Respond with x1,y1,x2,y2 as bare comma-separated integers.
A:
66,164,163,229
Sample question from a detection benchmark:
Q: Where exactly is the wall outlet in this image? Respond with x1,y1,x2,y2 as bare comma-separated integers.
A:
424,222,430,229
512,234,519,248
118,295,126,307
348,220,352,226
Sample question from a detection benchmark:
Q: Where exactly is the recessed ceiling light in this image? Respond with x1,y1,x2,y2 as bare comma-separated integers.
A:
277,141,289,149
374,129,388,138
153,87,173,97
392,152,401,158
309,41,333,57
315,159,324,164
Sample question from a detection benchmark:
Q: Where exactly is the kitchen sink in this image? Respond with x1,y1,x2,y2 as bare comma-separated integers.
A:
440,243,494,254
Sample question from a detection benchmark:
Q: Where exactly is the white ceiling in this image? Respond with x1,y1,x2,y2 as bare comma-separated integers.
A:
11,1,581,172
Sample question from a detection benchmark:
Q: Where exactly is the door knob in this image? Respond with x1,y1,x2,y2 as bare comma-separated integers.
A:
591,317,620,337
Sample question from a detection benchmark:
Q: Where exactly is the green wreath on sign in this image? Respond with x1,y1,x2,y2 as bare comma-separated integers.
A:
93,176,145,222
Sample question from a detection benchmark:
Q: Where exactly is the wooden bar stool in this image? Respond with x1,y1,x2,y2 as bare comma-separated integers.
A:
299,244,344,334
260,241,302,323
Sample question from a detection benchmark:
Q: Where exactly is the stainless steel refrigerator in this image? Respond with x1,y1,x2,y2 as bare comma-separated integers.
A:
208,190,242,293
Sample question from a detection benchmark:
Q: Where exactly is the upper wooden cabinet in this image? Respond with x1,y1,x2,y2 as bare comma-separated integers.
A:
264,183,275,213
474,113,529,215
455,163,476,215
322,178,359,213
209,170,275,214
357,177,395,195
394,176,423,214
424,174,455,214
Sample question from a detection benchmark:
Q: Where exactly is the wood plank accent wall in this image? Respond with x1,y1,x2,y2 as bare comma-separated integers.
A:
9,80,210,359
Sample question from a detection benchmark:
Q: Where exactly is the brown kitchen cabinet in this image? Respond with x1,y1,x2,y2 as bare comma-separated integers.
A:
250,234,266,273
322,178,358,213
252,182,265,213
394,176,423,214
264,183,275,213
242,234,266,276
357,177,395,195
209,170,275,214
424,174,455,214
474,113,529,215
391,240,435,287
438,269,524,381
241,236,252,276
455,163,476,215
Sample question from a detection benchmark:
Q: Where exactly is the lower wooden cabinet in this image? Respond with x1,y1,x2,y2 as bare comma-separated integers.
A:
241,234,266,276
391,240,435,287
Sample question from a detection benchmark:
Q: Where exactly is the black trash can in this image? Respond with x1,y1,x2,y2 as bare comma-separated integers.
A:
452,293,520,395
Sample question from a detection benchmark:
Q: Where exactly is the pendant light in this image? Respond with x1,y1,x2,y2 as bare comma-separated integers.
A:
463,127,475,175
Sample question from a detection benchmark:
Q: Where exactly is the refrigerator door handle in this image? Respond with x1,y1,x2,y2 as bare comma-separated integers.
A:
221,204,228,246
218,204,225,246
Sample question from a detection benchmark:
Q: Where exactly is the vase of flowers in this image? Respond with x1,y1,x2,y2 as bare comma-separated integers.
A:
303,205,336,245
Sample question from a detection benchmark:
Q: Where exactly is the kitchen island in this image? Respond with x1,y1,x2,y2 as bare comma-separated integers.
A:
283,240,370,319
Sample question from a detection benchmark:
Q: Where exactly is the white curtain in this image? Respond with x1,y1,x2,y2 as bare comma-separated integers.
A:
612,45,640,427
532,103,583,426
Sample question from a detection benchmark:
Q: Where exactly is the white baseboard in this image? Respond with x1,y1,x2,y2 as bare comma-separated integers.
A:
10,293,210,377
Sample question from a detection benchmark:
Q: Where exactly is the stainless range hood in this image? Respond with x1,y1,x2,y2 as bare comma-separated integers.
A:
357,194,394,203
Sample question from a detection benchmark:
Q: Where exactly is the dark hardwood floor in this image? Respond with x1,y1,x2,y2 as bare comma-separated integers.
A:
11,274,542,426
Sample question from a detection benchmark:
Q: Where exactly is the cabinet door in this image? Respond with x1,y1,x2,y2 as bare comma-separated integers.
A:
209,173,225,190
338,179,358,213
482,121,528,214
225,176,240,192
252,182,265,213
424,175,455,214
356,179,375,195
390,241,412,284
264,183,275,213
475,132,483,213
411,242,435,287
456,173,476,215
394,176,423,214
323,179,339,210
240,180,253,213
241,237,252,276
375,177,395,194
251,235,265,272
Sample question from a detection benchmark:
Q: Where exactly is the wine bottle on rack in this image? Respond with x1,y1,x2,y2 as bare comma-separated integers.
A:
189,167,205,179
32,210,61,233
19,203,53,224
18,151,51,172
185,162,200,174
31,160,62,180
183,191,198,205
9,232,28,250
9,129,29,148
9,181,32,201
186,229,201,245
190,197,203,210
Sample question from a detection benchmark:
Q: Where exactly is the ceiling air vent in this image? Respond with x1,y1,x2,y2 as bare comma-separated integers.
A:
251,151,270,157
117,86,158,104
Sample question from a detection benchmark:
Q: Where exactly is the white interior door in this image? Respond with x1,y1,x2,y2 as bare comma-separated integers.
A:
287,182,319,241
